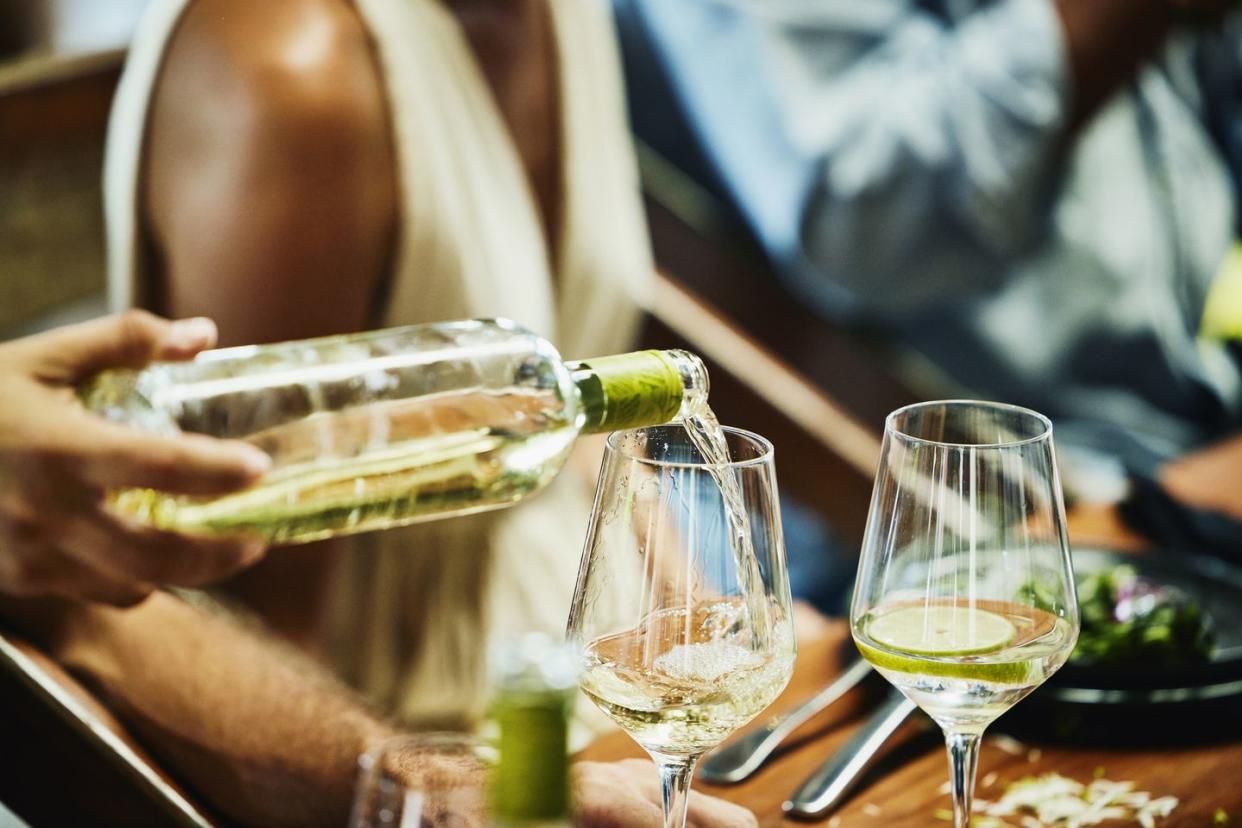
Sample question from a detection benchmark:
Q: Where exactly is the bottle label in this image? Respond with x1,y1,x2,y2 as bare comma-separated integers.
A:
574,351,685,433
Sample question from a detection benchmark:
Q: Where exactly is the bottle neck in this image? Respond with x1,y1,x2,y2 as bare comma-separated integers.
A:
570,349,708,434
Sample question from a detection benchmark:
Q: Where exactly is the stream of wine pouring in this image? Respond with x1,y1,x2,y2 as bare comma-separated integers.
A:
681,400,773,647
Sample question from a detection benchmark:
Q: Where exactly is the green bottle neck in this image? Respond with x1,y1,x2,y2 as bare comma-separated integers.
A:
570,349,707,434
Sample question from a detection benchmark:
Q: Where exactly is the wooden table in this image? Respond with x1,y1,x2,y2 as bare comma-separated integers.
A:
580,620,1242,826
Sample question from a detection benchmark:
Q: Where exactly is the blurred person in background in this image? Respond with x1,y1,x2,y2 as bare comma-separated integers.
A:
618,0,1242,537
102,0,652,741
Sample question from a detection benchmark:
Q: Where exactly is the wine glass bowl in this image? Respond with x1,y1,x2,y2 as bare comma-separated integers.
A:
568,425,796,826
850,401,1079,828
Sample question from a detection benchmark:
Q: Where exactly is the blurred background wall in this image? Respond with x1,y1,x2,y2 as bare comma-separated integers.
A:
0,0,150,336
0,0,149,56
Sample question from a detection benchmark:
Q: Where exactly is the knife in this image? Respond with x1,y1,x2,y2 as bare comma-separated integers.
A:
699,658,873,784
782,691,918,820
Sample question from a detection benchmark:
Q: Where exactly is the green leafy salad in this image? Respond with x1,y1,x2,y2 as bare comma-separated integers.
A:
1027,565,1214,666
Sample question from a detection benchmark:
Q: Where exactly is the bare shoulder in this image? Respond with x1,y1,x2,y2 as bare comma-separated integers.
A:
153,0,385,136
141,0,397,342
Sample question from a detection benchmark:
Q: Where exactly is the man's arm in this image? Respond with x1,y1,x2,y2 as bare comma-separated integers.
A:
1,594,757,828
1160,431,1242,522
6,593,393,827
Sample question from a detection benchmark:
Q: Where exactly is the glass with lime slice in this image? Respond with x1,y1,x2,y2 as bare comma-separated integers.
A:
850,401,1079,828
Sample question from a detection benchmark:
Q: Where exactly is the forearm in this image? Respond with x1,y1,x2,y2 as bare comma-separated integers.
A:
6,592,393,828
1160,432,1242,522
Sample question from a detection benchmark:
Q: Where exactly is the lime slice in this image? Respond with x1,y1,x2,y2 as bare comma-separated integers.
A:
857,605,1033,684
869,605,1015,657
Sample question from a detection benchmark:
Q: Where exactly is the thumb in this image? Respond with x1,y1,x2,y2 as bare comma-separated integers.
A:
30,310,219,382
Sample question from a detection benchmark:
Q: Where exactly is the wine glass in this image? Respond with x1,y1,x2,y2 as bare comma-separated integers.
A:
349,733,493,828
568,425,796,828
851,401,1079,827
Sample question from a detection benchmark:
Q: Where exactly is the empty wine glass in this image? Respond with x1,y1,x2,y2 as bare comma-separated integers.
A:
349,733,493,828
568,425,796,828
851,401,1079,827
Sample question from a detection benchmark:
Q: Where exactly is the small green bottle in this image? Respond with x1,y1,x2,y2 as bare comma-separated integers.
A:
490,634,578,828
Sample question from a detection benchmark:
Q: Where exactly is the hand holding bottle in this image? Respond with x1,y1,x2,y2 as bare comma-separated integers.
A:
0,311,270,605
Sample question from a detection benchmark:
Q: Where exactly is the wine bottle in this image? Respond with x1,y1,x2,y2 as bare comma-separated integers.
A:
490,634,576,828
80,318,708,544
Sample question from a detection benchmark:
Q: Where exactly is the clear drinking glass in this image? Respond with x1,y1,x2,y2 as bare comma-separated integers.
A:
850,401,1079,827
568,425,796,828
349,733,494,828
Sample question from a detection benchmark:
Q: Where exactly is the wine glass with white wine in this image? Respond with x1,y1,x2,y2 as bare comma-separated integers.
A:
851,401,1079,827
568,425,796,828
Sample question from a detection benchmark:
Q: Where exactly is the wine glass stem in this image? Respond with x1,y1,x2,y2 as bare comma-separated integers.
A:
945,730,982,828
655,756,698,828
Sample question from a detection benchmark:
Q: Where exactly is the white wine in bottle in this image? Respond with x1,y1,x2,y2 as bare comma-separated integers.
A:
80,318,708,544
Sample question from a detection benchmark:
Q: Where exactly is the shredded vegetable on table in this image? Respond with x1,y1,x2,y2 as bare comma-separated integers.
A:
933,773,1178,828
924,564,1212,827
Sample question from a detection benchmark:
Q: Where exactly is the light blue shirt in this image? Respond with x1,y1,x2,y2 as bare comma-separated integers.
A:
626,0,1242,461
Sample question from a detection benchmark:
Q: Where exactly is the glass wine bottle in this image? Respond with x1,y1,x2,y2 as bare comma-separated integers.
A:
80,318,708,544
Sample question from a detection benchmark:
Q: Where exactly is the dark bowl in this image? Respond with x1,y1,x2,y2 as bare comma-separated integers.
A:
1003,547,1242,745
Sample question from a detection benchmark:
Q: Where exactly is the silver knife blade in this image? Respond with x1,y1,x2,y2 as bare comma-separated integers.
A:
782,691,918,820
700,658,873,784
